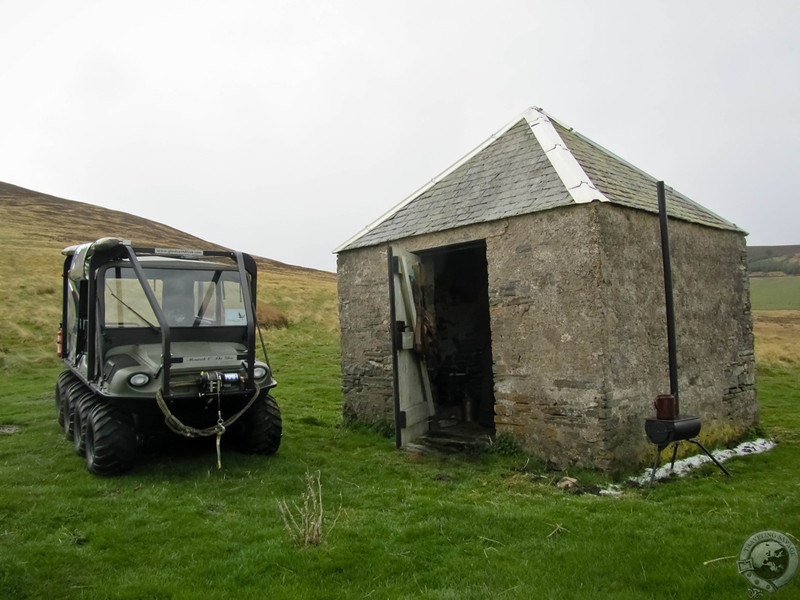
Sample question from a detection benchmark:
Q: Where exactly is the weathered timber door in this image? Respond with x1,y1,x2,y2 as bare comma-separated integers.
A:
388,246,435,447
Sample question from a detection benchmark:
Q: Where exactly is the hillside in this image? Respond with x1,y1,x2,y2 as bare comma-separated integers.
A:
0,182,338,368
748,244,800,275
0,182,334,279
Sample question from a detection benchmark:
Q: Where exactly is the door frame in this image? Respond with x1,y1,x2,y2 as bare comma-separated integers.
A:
388,246,436,447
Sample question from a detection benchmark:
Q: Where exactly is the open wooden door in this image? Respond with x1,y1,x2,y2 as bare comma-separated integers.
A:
389,246,435,447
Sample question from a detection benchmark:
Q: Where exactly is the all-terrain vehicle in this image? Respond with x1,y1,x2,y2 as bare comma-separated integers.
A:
55,237,281,475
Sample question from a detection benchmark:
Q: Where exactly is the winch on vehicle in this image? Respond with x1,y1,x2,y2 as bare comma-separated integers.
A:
200,370,244,394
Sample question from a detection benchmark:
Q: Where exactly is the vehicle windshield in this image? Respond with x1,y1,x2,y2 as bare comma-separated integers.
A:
103,266,248,328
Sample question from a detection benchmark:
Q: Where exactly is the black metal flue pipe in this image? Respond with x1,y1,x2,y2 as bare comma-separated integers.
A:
657,181,679,415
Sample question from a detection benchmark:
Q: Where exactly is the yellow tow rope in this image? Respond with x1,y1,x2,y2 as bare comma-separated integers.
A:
155,384,261,469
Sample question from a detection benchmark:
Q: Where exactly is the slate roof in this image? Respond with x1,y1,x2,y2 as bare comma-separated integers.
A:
335,108,741,252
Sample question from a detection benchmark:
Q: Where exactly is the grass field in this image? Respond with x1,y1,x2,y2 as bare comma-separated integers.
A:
2,341,799,599
753,311,800,369
2,313,799,598
749,275,800,310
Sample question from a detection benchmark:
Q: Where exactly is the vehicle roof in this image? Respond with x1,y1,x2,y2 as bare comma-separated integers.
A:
108,256,238,270
63,238,242,281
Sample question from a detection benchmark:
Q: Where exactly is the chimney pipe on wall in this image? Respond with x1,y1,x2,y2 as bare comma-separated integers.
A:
657,180,679,416
645,181,731,484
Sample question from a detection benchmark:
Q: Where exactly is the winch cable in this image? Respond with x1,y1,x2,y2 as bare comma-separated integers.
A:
215,385,225,469
155,383,260,440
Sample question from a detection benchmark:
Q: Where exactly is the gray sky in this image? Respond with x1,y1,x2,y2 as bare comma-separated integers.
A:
2,1,798,272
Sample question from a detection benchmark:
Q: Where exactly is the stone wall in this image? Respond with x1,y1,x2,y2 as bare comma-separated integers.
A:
336,201,757,472
336,245,395,424
486,205,611,468
595,203,757,470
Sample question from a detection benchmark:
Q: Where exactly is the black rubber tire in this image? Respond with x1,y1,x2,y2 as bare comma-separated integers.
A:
55,371,76,429
233,393,282,455
72,392,96,457
62,379,85,442
56,383,65,429
84,403,136,476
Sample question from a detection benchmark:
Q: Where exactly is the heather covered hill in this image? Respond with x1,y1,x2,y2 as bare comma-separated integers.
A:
0,181,333,279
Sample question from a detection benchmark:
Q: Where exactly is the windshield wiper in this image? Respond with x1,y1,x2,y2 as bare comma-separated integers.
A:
107,289,159,333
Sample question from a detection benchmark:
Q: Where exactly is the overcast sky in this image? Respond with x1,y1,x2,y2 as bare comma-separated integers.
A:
2,1,798,272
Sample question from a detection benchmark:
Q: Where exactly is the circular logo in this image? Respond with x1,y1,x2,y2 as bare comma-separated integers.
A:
738,531,798,594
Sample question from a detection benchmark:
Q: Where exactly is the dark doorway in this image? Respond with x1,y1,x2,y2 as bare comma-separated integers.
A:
421,242,495,442
390,241,495,450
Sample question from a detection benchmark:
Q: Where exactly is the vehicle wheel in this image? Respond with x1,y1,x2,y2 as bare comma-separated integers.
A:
72,392,96,457
233,393,282,455
62,380,85,442
84,403,136,476
59,397,71,438
56,383,64,428
55,371,76,429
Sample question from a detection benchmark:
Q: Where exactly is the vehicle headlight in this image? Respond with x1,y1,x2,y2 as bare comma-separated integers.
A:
129,373,150,387
253,366,268,380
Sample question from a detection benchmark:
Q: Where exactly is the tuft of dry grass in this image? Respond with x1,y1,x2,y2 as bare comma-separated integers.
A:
256,301,289,329
753,310,800,368
259,271,339,332
277,470,337,546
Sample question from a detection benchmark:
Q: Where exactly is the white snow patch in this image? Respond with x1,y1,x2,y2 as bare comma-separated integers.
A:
600,438,776,495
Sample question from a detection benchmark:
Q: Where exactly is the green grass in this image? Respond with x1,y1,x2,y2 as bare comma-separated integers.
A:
2,323,799,599
750,275,800,310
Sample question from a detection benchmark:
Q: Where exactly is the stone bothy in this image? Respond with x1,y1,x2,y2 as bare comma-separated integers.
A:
334,107,757,472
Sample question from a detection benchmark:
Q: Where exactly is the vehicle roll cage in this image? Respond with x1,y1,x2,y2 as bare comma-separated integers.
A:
62,239,260,399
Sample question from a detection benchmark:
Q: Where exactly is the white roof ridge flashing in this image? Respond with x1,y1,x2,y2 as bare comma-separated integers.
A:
523,107,609,205
539,111,739,229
